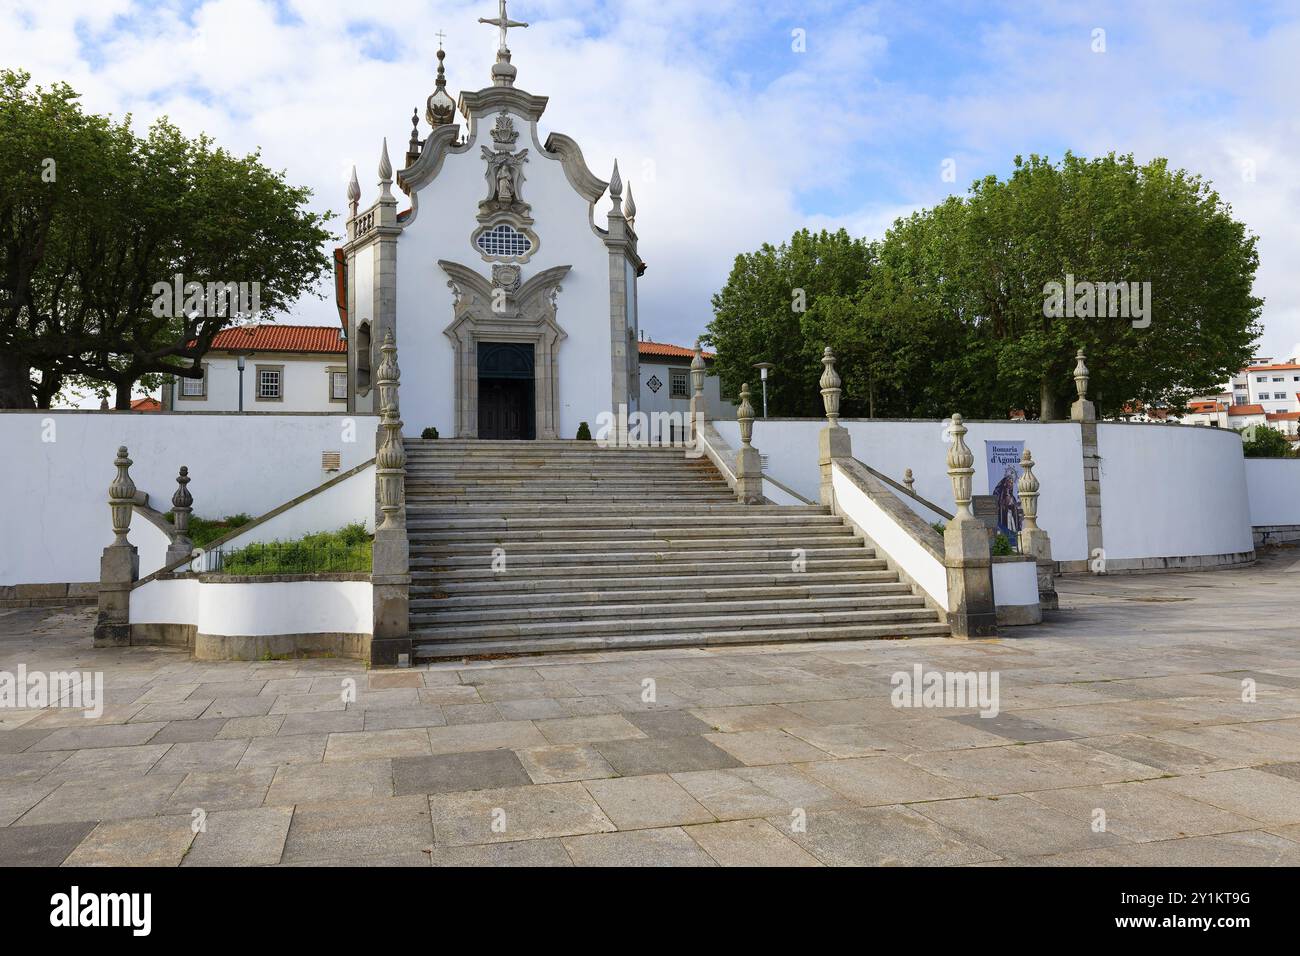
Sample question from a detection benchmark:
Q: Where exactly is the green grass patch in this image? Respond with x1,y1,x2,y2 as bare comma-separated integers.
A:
168,512,253,546
218,523,372,575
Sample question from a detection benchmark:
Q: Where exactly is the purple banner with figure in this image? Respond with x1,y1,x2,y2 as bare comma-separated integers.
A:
985,440,1025,542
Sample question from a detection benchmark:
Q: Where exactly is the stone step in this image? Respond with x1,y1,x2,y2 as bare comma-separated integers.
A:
415,568,898,597
405,503,829,516
410,593,926,626
404,478,732,490
411,620,953,659
412,554,886,580
404,514,845,532
411,605,942,641
411,540,866,566
408,526,856,547
411,580,915,608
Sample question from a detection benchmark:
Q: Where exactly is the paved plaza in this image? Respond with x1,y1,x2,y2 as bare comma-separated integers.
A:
2,548,1299,867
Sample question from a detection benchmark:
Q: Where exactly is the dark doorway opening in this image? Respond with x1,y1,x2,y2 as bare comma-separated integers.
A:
477,342,535,440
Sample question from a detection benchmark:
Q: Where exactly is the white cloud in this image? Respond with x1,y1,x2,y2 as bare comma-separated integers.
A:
4,0,1297,361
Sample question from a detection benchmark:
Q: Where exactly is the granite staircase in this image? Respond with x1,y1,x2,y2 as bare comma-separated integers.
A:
405,439,950,659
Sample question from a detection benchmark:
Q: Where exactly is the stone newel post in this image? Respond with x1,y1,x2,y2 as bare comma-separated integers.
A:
942,415,998,638
818,347,852,506
166,466,194,565
1017,449,1058,610
734,383,763,503
903,469,915,492
688,340,707,441
1070,347,1104,568
1070,348,1095,424
95,446,139,647
371,331,411,666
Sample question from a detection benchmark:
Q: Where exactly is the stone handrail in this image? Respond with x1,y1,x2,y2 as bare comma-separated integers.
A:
859,463,954,522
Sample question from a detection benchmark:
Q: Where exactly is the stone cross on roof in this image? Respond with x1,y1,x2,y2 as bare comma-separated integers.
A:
479,0,527,53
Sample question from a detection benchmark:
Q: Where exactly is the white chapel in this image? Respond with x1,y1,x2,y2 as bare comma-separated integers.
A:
339,1,643,440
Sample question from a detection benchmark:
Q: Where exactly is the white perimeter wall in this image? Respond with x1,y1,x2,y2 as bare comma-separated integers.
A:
0,412,378,585
1244,458,1300,527
1097,424,1254,560
131,578,371,636
718,419,1088,562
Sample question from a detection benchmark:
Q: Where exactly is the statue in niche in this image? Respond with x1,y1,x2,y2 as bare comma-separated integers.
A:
480,146,531,220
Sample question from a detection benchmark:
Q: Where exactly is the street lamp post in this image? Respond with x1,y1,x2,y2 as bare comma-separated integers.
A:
237,355,246,412
752,362,775,419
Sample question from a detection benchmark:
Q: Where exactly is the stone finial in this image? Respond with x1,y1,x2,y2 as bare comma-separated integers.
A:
108,445,136,545
820,347,842,426
375,331,406,531
609,160,623,207
347,165,361,214
690,340,705,397
738,383,755,447
945,414,975,520
378,138,393,198
1018,449,1040,533
171,465,193,535
1073,348,1089,402
903,468,914,492
624,182,636,228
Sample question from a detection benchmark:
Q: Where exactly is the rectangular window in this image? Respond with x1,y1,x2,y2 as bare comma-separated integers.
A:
255,366,283,401
669,368,689,399
329,368,347,402
1273,377,1285,382
1257,376,1267,382
179,367,206,398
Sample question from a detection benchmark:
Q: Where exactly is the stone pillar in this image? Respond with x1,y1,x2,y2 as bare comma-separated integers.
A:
1017,449,1058,610
817,347,852,507
94,446,139,647
734,383,763,504
943,415,998,638
371,331,411,666
166,466,194,566
1069,348,1104,570
688,340,707,442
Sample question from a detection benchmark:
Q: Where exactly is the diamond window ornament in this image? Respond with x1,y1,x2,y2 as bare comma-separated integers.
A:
647,375,662,394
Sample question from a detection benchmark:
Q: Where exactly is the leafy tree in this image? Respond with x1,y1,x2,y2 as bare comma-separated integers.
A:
1241,425,1295,458
706,154,1263,421
0,70,334,408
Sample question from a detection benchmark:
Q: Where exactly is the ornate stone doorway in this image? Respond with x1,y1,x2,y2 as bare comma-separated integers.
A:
440,259,570,439
477,342,535,440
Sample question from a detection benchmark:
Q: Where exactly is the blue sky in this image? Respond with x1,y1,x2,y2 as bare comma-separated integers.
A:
6,0,1300,365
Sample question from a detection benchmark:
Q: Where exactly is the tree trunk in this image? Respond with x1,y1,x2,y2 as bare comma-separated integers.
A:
114,381,134,410
1039,376,1057,421
0,353,35,408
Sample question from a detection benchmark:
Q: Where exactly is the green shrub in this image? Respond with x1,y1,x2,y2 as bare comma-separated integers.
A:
992,532,1015,556
576,421,592,441
219,524,372,574
174,513,254,546
421,426,439,439
930,521,946,535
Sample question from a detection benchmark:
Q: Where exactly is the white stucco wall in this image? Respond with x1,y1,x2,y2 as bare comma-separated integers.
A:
387,99,621,440
1244,458,1300,527
1097,423,1254,560
992,560,1041,610
718,418,1088,562
637,358,737,438
172,352,347,412
131,577,371,636
0,411,378,585
190,463,376,571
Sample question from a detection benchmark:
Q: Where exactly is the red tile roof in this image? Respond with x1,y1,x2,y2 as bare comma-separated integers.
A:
1267,411,1300,421
638,341,715,360
209,324,347,354
1246,362,1300,372
1227,404,1266,416
129,397,162,411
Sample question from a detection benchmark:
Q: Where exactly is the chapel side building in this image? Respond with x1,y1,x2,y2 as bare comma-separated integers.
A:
339,37,643,441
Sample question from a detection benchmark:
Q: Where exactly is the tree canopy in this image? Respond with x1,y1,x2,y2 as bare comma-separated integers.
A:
0,69,334,408
705,153,1263,420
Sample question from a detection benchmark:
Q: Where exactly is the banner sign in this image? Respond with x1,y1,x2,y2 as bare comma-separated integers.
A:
985,440,1025,540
